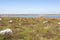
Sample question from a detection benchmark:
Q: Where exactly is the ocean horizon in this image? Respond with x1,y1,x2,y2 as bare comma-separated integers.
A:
0,14,60,18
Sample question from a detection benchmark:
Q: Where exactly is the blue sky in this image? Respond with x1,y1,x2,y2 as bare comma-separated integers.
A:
0,0,60,14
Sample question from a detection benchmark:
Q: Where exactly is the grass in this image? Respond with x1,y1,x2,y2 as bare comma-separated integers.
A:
0,17,60,40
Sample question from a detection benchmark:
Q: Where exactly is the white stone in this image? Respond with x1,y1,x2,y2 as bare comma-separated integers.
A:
0,28,12,35
58,22,60,24
0,18,2,20
9,20,13,23
43,21,48,24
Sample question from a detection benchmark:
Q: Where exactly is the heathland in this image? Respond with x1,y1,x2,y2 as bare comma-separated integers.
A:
0,17,60,40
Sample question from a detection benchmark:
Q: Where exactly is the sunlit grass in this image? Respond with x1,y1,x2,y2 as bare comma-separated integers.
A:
0,17,60,40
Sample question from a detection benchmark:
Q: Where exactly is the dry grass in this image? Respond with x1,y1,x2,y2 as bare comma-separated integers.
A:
0,17,60,40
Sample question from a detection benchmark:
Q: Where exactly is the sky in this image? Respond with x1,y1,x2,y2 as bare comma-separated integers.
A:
0,0,60,14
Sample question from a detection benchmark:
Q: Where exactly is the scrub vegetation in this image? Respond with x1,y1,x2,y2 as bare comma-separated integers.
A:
0,17,60,40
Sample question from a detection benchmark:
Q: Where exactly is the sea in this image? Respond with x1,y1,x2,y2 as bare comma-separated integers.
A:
0,14,60,18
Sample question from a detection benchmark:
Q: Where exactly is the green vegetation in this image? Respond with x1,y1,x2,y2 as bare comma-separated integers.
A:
0,17,60,40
